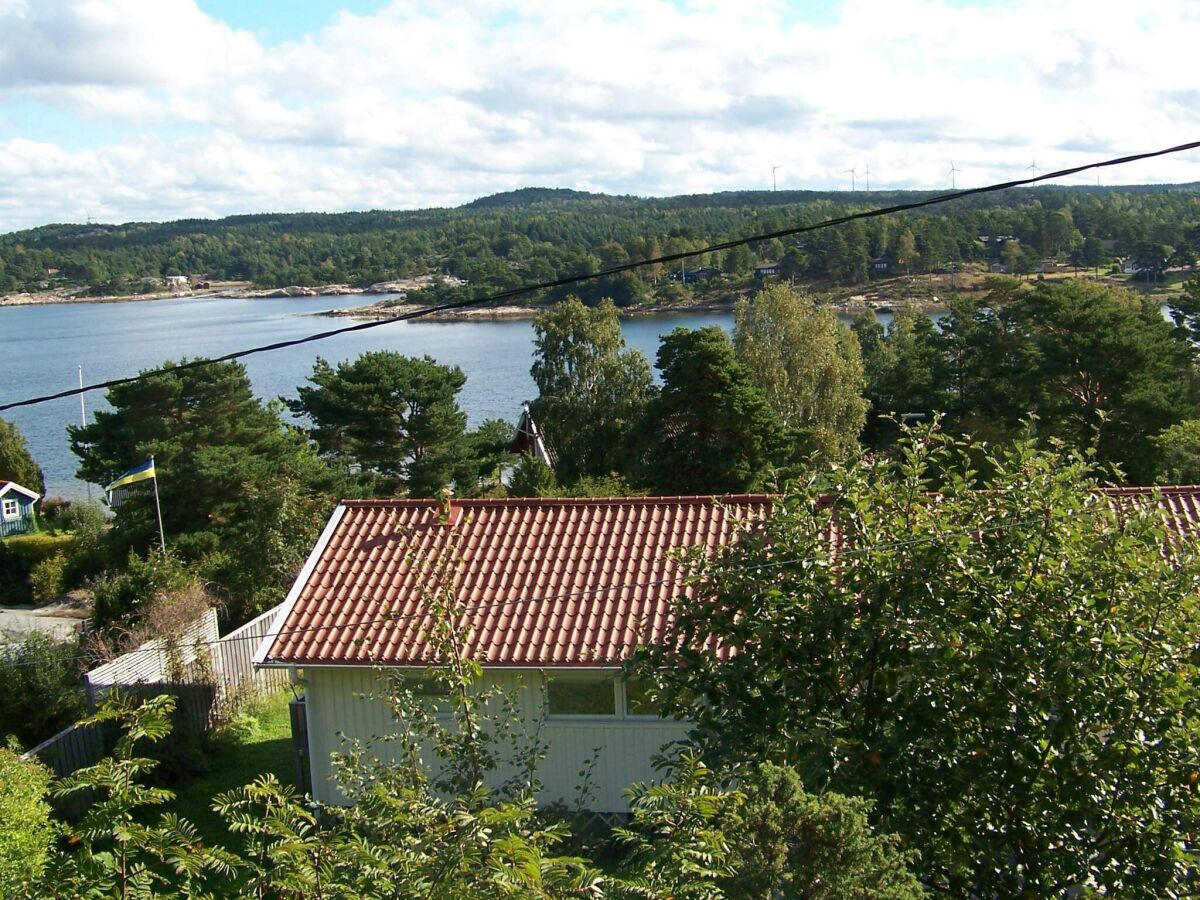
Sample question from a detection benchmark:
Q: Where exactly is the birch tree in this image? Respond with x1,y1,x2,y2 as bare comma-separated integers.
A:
733,284,868,465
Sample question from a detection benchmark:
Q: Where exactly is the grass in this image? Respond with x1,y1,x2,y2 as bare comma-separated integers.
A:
160,689,299,848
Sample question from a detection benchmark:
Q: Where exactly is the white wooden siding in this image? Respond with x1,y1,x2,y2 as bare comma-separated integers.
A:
304,667,692,813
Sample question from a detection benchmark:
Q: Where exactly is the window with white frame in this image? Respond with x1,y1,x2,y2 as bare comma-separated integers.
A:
622,677,663,718
546,675,618,718
1,498,17,520
544,674,667,720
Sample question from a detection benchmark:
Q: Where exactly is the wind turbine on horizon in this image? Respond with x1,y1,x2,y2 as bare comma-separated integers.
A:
771,163,782,192
1028,156,1041,179
844,165,858,191
947,160,961,190
862,164,872,191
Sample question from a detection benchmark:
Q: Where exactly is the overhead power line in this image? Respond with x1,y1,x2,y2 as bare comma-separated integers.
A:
1,138,1198,415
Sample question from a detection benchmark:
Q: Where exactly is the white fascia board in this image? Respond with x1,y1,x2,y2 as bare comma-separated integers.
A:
252,503,347,667
0,482,40,502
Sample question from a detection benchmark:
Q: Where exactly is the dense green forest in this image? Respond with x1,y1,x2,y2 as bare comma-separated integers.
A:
2,184,1199,296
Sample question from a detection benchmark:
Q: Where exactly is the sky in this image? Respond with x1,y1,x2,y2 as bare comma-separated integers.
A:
0,0,1198,232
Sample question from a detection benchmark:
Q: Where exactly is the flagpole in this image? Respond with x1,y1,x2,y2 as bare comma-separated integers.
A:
150,454,166,553
78,366,92,503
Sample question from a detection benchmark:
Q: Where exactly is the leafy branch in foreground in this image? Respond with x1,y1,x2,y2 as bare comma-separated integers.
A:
35,693,238,899
641,425,1200,896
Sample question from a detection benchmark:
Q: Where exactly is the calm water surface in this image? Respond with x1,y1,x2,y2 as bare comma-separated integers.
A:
0,295,738,498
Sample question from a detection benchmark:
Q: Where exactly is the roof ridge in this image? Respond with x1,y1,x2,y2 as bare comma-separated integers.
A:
336,487,1200,510
1098,485,1200,494
340,494,775,509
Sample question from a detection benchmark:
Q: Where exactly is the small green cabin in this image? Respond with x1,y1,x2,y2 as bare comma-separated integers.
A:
0,481,40,537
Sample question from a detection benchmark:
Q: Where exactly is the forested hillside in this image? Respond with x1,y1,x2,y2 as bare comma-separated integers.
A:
2,184,1198,298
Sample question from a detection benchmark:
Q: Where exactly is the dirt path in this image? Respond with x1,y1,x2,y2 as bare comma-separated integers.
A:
0,593,91,642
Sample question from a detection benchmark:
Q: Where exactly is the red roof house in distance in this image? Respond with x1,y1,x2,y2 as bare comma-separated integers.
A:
254,494,771,811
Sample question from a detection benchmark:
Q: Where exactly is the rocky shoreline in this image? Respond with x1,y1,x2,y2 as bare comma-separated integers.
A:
320,294,947,322
1,275,948,319
0,275,462,308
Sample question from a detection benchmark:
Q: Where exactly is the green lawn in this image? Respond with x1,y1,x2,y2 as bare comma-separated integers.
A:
161,689,299,848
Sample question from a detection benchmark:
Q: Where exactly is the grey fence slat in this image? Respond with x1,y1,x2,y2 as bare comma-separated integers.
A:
27,601,288,816
86,609,221,703
212,604,288,695
24,720,105,778
22,720,107,818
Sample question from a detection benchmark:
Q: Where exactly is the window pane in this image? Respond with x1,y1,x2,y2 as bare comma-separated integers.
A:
547,678,615,716
407,678,452,714
625,678,662,717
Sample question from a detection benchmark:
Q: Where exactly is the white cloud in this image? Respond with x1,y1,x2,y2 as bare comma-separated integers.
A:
0,0,261,89
0,0,1199,230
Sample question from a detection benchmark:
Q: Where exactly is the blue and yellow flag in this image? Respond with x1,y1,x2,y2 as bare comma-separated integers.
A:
104,458,157,494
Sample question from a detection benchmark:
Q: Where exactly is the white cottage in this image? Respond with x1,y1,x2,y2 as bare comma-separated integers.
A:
253,495,769,812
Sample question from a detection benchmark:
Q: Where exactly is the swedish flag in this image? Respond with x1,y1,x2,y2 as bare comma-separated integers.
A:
104,457,157,494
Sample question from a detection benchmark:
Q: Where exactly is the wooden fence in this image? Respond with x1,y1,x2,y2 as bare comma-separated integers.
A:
210,604,290,697
26,602,287,813
84,603,287,710
22,720,106,819
85,608,220,708
23,719,106,780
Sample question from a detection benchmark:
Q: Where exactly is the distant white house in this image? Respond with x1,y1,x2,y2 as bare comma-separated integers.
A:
0,481,40,537
164,275,189,289
253,495,770,812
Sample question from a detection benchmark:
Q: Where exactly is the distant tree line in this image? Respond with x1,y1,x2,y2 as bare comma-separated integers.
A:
2,185,1198,295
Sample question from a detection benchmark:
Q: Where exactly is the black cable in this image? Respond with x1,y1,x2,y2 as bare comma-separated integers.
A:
2,138,1197,414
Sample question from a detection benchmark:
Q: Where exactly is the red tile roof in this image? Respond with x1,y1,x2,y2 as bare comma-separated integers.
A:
257,487,1200,669
259,495,772,668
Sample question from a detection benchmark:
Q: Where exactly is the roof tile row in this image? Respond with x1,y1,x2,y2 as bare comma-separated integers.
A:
260,488,1200,668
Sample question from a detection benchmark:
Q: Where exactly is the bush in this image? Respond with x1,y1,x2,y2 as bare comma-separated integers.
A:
722,763,921,899
2,533,75,571
0,745,56,893
88,550,196,631
507,453,559,497
2,532,94,603
0,633,85,749
29,552,66,604
38,496,72,528
58,501,111,585
0,542,31,604
60,500,107,544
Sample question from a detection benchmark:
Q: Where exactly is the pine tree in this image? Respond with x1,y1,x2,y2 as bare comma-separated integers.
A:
638,327,786,494
0,418,44,496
